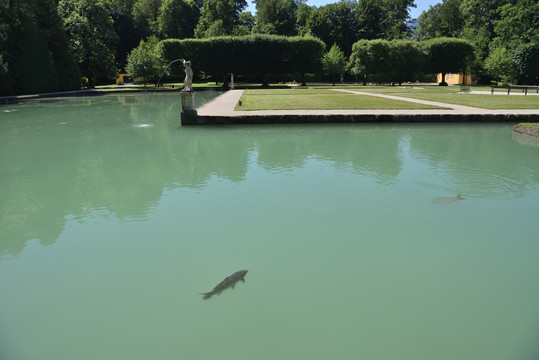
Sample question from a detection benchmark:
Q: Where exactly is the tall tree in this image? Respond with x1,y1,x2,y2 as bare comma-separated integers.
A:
253,0,301,36
354,0,384,40
460,0,513,81
414,0,464,40
59,0,118,86
322,44,346,84
380,0,415,39
355,0,415,40
158,0,199,39
512,42,539,84
493,0,539,47
295,2,313,35
236,11,256,35
132,0,163,38
486,0,539,84
194,0,247,37
23,0,81,90
0,2,59,94
303,0,357,56
107,0,143,70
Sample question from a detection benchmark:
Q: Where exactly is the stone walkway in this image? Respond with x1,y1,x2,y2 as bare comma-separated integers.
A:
196,89,539,117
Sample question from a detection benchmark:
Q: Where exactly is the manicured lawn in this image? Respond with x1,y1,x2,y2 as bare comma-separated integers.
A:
236,88,446,111
346,86,539,109
93,82,538,110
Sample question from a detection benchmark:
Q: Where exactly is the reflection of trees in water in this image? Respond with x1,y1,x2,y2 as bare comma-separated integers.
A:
1,114,406,258
0,94,254,258
3,99,538,259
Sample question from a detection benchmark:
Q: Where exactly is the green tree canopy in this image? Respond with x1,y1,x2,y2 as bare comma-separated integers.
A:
460,0,510,82
512,42,539,84
380,0,415,39
158,0,199,39
126,35,161,85
348,38,424,85
348,39,392,85
422,37,475,85
236,11,256,35
322,44,346,84
195,0,247,37
132,0,162,38
355,0,415,40
354,0,383,40
108,0,144,70
59,0,119,86
1,0,80,95
414,0,464,40
484,46,514,83
0,3,58,95
493,0,539,47
303,0,357,56
253,0,301,36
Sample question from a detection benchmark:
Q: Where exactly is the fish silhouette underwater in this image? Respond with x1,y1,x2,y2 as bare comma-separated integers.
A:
434,194,466,204
201,270,248,300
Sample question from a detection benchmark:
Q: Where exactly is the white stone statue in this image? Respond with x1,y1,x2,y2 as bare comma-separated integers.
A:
181,59,193,92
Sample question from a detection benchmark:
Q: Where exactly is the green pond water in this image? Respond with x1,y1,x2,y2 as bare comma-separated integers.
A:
1,93,539,360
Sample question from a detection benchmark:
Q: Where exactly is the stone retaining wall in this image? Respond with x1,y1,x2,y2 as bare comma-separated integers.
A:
513,124,539,138
183,113,539,125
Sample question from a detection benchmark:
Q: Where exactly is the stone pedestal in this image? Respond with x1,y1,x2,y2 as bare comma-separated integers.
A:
181,91,196,112
180,91,197,125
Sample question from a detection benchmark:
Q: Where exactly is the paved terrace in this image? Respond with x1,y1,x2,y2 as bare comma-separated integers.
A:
189,89,539,125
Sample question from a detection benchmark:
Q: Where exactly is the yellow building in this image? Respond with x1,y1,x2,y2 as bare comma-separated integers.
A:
116,73,128,85
116,74,142,85
437,72,475,85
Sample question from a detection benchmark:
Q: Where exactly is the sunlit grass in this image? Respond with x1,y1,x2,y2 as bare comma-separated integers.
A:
518,123,539,129
345,85,539,109
93,82,539,110
236,88,445,111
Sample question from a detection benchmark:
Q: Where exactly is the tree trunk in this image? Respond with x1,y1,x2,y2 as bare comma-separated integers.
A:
440,71,447,85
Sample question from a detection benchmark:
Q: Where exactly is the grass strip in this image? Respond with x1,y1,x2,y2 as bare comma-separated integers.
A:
517,123,539,129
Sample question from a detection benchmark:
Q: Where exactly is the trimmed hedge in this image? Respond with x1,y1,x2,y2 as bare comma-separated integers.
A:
349,38,474,85
158,35,326,83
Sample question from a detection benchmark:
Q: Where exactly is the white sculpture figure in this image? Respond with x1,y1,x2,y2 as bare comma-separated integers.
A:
181,59,193,92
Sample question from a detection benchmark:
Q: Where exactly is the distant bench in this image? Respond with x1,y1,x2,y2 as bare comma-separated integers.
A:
491,85,539,95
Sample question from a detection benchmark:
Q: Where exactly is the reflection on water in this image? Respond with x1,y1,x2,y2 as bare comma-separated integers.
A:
513,132,539,147
1,94,539,360
1,105,538,258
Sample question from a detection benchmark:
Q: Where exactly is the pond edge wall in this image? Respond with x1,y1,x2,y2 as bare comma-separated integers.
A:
183,114,539,125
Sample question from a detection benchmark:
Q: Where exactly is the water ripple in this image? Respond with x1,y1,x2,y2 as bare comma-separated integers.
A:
441,167,525,199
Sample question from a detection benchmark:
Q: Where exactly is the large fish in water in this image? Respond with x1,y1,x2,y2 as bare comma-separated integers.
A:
201,270,248,300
